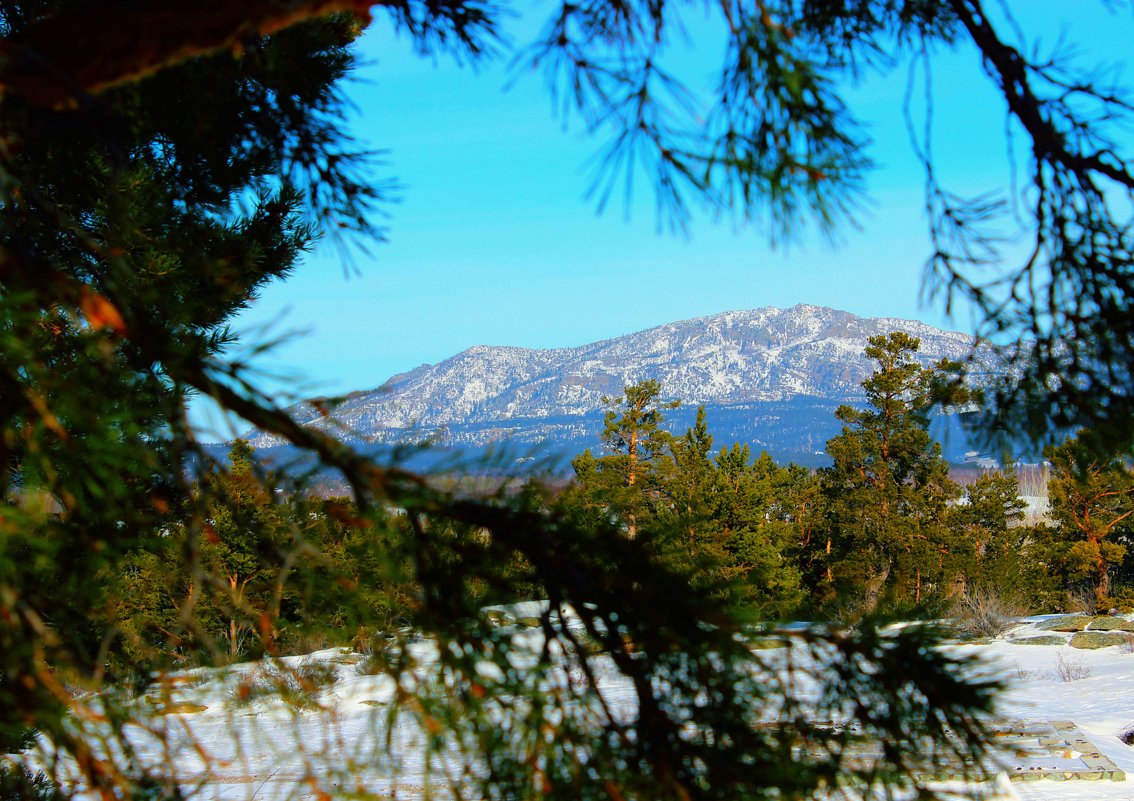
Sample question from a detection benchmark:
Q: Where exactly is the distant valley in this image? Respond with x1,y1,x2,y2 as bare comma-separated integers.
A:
245,305,994,471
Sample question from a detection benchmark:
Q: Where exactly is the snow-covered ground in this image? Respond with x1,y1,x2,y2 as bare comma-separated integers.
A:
26,608,1134,801
953,616,1134,801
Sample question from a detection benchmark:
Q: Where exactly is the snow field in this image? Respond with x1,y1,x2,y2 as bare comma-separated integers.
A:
26,609,1134,801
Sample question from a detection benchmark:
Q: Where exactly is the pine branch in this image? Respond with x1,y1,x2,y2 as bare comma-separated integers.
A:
947,0,1134,191
0,1,383,110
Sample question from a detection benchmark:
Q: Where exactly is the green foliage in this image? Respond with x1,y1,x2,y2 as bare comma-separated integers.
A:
0,672,39,757
955,467,1027,539
93,444,422,672
196,440,295,657
703,446,809,613
361,509,1000,801
277,497,419,643
1041,433,1134,606
0,763,65,801
567,395,811,616
817,333,966,610
0,8,379,786
566,380,680,538
949,465,1048,605
0,3,1047,798
656,407,719,568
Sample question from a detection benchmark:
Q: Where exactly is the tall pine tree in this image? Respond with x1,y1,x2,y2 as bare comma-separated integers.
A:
568,380,679,539
1044,433,1134,608
819,333,966,610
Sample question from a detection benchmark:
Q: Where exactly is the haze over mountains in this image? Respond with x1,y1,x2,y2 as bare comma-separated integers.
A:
247,305,988,468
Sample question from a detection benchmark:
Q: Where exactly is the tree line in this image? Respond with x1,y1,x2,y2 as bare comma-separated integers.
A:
557,332,1134,619
6,327,1131,797
72,331,1134,684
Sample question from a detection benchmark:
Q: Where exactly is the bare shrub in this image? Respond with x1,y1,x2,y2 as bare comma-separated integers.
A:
280,629,337,657
951,587,1029,639
219,623,257,662
351,626,385,655
1015,666,1051,681
1065,589,1098,615
1056,653,1091,682
280,663,338,708
355,638,401,677
229,661,339,710
1016,463,1046,498
227,672,274,709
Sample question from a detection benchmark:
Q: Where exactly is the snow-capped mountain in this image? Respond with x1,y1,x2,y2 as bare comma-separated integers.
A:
246,305,982,465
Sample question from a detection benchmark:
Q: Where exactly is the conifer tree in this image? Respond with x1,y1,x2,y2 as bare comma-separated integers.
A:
196,440,294,657
0,10,394,790
711,446,807,613
1044,433,1134,608
949,465,1041,601
568,380,679,538
819,333,966,608
663,406,718,560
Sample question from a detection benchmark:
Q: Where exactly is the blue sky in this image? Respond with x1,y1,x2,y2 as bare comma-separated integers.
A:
194,1,1130,438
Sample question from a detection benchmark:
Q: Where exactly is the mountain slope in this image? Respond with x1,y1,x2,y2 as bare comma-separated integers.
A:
246,305,982,465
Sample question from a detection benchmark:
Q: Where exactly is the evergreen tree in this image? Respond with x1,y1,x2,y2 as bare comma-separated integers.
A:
663,406,718,561
654,412,805,613
97,536,202,675
196,440,294,657
568,380,679,539
819,333,966,609
711,446,806,614
0,12,391,784
957,467,1028,538
279,496,420,645
949,465,1043,602
1044,433,1134,608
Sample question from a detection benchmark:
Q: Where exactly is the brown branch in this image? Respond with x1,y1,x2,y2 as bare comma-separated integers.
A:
0,0,384,110
1099,507,1134,537
947,0,1134,191
170,357,425,512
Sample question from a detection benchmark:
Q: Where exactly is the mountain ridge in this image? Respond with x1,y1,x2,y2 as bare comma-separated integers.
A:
245,304,983,465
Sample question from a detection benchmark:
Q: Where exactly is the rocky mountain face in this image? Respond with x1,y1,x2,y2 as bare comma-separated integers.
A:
246,305,984,467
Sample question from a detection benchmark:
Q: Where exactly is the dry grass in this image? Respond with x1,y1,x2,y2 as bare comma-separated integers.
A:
1015,653,1092,683
950,587,1029,639
1064,589,1098,615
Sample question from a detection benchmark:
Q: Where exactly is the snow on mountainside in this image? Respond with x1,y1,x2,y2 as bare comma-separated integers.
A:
245,305,980,459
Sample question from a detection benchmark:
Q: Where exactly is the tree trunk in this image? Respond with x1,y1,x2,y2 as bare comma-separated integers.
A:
1093,535,1111,608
